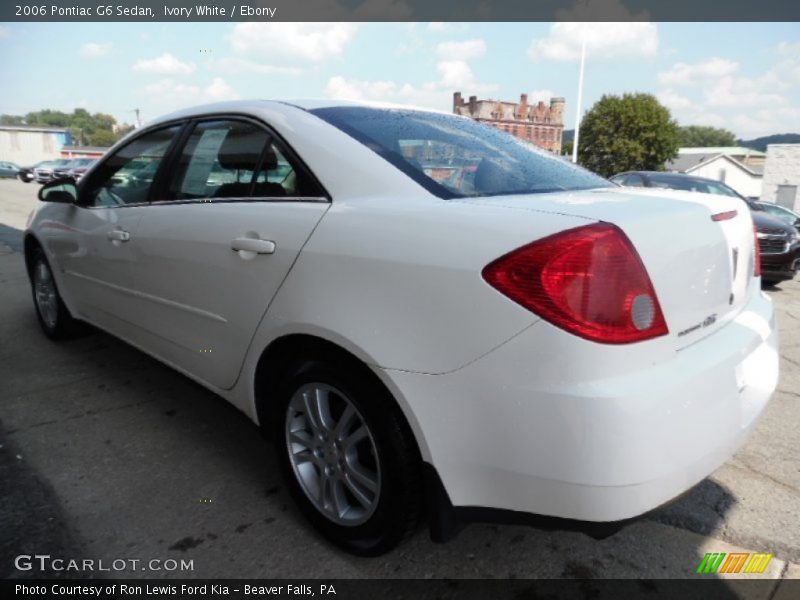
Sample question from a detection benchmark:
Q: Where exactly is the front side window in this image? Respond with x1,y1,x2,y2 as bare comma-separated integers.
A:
166,119,322,201
311,107,610,199
81,126,180,207
624,174,645,187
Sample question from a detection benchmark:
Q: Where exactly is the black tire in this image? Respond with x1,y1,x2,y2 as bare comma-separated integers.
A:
272,357,422,556
28,246,82,340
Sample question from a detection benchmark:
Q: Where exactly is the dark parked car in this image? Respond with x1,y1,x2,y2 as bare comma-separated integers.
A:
753,201,800,231
53,158,96,180
34,159,73,183
610,171,800,285
68,159,97,182
0,161,20,178
18,160,54,183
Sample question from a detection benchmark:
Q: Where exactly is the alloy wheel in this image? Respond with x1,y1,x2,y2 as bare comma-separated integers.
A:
285,383,381,526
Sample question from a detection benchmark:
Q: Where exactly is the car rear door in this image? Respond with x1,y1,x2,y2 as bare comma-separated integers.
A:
127,117,330,390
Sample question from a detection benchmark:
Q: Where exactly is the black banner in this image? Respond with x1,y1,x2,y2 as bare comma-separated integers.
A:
4,579,799,600
2,0,800,22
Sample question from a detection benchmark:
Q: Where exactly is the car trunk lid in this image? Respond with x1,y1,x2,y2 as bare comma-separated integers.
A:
457,187,757,350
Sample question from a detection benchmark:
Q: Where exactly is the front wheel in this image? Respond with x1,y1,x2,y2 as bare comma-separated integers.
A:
29,247,81,339
274,359,422,556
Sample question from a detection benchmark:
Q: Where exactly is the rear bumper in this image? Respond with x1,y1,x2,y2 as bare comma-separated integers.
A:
384,282,778,525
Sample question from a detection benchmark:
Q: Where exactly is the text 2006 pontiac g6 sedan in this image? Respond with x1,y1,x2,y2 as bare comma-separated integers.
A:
25,100,778,555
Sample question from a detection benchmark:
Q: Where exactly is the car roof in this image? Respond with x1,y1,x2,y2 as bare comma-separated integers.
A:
146,99,452,129
621,171,730,185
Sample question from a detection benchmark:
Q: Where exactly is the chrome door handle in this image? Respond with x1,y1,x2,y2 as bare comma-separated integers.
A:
107,229,130,242
231,237,276,255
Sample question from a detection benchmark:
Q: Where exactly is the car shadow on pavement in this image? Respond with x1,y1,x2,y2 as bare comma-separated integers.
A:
0,222,24,253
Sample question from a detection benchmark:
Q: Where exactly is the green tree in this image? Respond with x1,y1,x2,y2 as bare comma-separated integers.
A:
577,93,679,177
562,138,573,157
87,129,118,147
678,125,737,147
0,114,25,126
4,108,129,147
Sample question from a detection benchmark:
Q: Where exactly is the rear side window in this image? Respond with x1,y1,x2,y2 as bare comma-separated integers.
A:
82,126,180,207
624,174,645,187
166,119,323,201
311,106,610,199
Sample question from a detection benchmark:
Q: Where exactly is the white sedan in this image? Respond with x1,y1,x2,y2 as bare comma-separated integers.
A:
25,100,779,555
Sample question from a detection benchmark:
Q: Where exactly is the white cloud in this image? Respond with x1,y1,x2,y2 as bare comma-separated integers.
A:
730,107,800,138
142,79,199,99
436,60,483,89
141,77,239,105
0,25,11,40
133,53,196,76
657,88,692,110
657,54,800,134
776,41,800,57
529,22,659,62
230,23,358,64
680,111,729,129
658,58,739,86
436,39,486,60
206,57,302,76
203,77,239,102
703,76,786,108
325,32,495,110
325,76,402,103
80,42,112,59
325,61,496,111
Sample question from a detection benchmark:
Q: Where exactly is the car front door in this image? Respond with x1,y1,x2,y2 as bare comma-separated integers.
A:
127,118,330,390
50,125,183,335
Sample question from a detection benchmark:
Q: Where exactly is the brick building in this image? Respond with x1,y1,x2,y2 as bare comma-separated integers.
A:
453,92,565,153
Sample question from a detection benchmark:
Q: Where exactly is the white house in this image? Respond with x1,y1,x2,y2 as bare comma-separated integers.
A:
0,125,72,166
667,147,764,199
761,144,800,212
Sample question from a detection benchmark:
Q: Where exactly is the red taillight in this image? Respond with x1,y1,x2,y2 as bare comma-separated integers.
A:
711,210,738,222
753,223,761,277
482,223,668,344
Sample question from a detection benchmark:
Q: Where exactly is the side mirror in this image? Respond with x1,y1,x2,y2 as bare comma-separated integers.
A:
38,178,77,204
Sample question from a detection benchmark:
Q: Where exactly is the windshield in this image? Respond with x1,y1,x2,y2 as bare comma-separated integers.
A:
310,106,611,199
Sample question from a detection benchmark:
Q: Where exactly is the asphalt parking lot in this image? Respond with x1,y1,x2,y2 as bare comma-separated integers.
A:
0,178,798,588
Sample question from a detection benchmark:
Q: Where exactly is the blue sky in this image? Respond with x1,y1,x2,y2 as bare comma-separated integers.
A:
0,21,798,138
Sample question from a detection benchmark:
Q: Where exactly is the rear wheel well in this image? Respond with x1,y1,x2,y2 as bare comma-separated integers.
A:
253,335,416,444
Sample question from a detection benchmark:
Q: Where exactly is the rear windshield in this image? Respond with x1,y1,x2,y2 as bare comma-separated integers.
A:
310,106,611,199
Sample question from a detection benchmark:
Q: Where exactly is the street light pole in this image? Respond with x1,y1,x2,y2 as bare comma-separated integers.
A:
572,34,587,164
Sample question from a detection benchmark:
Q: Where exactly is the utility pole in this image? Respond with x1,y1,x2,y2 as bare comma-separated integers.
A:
572,33,587,164
133,108,142,128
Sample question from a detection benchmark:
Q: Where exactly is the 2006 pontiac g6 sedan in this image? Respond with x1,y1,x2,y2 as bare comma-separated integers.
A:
25,100,779,555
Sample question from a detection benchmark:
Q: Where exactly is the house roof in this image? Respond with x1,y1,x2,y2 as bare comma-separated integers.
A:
0,125,69,134
61,145,109,152
667,152,762,177
677,146,766,157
